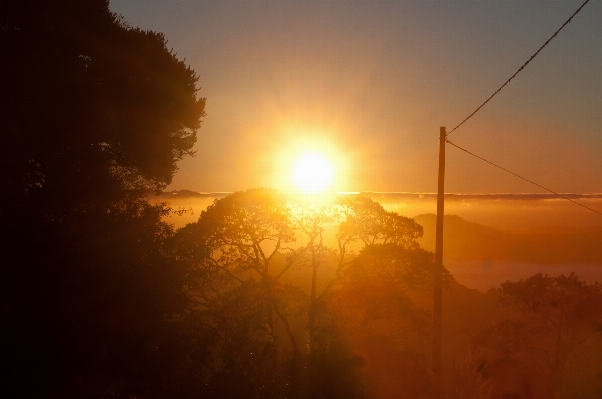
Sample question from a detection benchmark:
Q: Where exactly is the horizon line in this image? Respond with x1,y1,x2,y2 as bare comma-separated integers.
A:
156,190,602,198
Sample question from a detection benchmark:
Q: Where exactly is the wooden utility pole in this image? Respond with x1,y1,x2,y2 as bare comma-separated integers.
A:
433,127,445,395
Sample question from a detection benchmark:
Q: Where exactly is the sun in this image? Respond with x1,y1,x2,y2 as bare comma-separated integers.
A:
270,134,350,193
292,152,334,192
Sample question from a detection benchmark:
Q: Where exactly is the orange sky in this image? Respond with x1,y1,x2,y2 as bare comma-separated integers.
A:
111,1,602,194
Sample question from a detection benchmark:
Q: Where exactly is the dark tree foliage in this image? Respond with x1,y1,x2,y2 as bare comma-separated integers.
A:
167,190,434,398
331,244,436,373
457,273,602,399
497,273,602,398
345,244,437,291
0,1,205,397
1,0,205,201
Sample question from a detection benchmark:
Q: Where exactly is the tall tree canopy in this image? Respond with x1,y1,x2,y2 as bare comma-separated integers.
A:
0,0,205,207
0,1,205,397
170,190,434,396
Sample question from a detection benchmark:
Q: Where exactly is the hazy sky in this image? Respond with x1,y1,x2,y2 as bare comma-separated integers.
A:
110,0,602,194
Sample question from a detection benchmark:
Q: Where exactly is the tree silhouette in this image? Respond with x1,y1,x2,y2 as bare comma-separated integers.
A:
288,198,337,355
1,0,205,202
1,1,205,397
497,273,602,398
284,195,426,356
330,244,436,358
459,273,602,399
183,188,304,356
312,197,425,333
170,191,434,397
336,196,423,249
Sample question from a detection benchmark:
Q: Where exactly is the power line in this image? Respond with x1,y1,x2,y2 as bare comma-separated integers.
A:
446,0,592,138
446,139,602,217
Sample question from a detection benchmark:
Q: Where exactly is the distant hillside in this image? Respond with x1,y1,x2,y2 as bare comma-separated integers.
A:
415,214,602,265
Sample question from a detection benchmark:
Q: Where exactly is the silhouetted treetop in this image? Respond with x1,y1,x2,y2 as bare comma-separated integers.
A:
498,273,602,332
198,188,296,257
462,273,602,398
1,0,206,202
336,196,424,249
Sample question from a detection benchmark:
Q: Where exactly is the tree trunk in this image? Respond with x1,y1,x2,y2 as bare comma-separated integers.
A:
307,238,318,354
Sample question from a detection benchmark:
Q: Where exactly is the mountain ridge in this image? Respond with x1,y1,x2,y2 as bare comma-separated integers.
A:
414,214,602,265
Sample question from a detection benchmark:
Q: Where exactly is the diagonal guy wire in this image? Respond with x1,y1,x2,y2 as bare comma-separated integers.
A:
446,0,592,138
446,139,602,217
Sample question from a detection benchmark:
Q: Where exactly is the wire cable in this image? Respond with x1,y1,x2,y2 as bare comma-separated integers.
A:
446,139,602,217
446,0,592,138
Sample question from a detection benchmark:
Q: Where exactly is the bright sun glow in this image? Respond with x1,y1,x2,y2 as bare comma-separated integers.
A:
292,152,334,192
270,133,351,193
